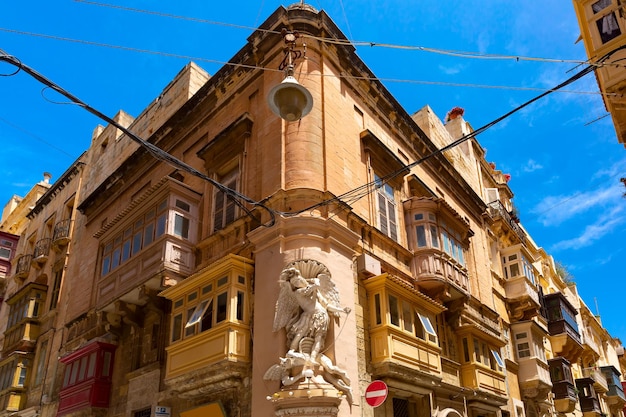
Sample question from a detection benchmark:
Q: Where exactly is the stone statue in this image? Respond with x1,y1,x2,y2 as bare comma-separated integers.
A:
264,260,353,404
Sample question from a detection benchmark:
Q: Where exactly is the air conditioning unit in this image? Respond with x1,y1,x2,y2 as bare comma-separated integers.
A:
356,253,381,277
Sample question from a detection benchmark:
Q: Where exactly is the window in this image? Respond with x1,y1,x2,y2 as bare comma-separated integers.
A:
591,0,621,44
0,247,10,260
515,332,531,359
502,251,536,284
213,167,239,232
49,268,63,311
411,211,466,265
375,175,398,241
385,292,437,343
34,340,48,386
492,349,505,369
170,273,248,343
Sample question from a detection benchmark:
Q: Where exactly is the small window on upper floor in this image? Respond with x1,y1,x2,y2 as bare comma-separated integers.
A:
375,174,398,242
0,247,10,260
213,166,240,233
591,0,622,44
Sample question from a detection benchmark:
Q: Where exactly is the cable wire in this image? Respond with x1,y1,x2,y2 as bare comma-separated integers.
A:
0,48,276,227
74,0,602,68
0,27,612,97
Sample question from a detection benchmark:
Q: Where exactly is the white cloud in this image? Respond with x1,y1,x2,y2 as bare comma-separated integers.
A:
532,180,623,227
551,205,625,251
438,64,463,75
522,159,543,172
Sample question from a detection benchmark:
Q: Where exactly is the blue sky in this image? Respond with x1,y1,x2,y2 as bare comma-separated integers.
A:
1,2,625,340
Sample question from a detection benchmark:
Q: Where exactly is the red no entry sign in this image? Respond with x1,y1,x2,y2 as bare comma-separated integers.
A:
365,380,388,407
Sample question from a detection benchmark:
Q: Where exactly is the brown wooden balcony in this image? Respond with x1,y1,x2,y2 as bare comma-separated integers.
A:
576,377,602,416
544,292,583,362
583,367,609,393
549,357,578,413
486,200,526,244
52,219,73,250
32,238,51,267
413,248,469,301
13,254,31,280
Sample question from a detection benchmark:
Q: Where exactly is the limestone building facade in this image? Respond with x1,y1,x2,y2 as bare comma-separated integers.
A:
0,4,625,417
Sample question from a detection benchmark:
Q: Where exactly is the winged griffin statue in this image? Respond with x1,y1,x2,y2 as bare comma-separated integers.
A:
264,260,353,404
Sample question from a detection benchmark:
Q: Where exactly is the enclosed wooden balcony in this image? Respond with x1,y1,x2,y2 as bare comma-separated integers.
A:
412,248,469,301
601,365,626,407
549,357,578,413
518,356,552,399
32,238,51,267
576,377,602,417
370,325,442,375
52,219,73,251
544,292,583,362
96,235,195,310
460,363,507,397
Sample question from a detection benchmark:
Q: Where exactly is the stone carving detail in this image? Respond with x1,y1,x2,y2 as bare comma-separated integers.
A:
264,260,352,404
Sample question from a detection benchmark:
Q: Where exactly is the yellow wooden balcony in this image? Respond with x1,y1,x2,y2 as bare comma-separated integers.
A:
2,322,40,353
370,325,442,375
460,363,507,396
165,322,250,379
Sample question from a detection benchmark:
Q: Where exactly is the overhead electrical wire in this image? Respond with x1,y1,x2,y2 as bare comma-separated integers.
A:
1,45,623,227
0,27,612,97
0,48,276,228
74,0,609,68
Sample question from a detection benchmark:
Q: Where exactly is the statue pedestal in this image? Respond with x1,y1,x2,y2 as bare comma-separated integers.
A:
269,381,343,417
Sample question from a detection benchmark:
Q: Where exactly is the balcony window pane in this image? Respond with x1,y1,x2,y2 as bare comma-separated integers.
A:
430,225,439,247
174,214,190,239
402,302,413,332
374,294,382,325
78,356,87,382
144,223,154,246
509,263,520,277
87,352,96,378
186,300,210,328
171,314,182,342
111,248,121,269
236,291,244,321
185,308,196,337
156,213,167,237
416,225,427,247
418,313,437,336
69,362,79,385
388,295,400,326
102,352,112,377
492,349,505,368
121,239,131,262
216,292,228,323
201,300,214,332
463,338,470,362
132,232,142,255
